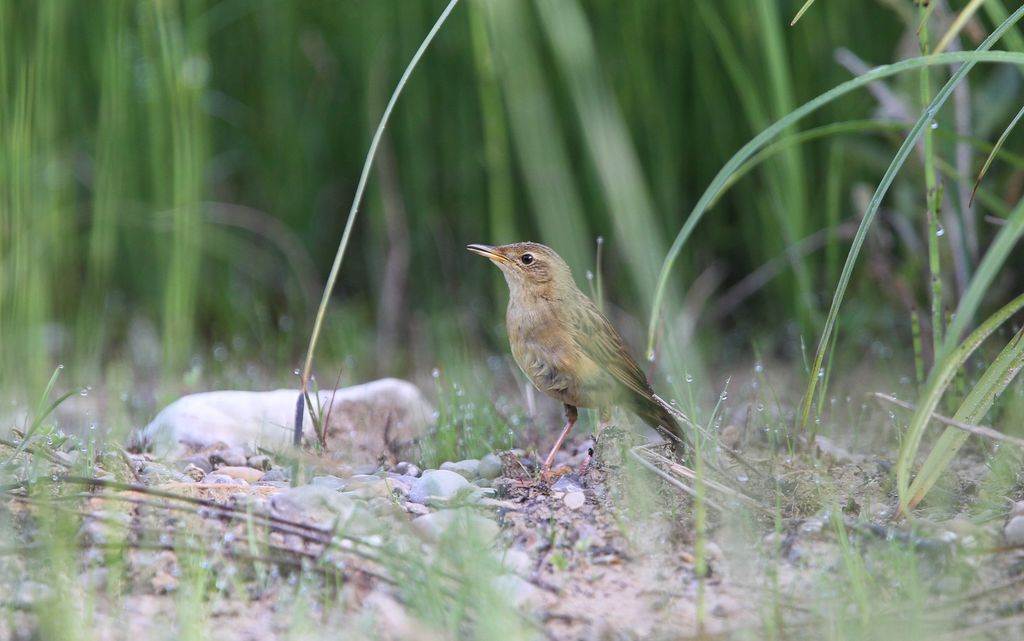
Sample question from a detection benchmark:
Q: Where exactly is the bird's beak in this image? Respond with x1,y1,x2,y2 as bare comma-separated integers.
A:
466,243,510,265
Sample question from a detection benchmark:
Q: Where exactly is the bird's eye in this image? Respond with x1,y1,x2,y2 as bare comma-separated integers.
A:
521,253,534,265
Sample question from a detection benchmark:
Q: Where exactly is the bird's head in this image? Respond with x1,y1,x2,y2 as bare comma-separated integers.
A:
466,241,573,299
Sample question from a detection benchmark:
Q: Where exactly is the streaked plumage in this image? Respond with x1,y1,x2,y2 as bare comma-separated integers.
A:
467,241,686,472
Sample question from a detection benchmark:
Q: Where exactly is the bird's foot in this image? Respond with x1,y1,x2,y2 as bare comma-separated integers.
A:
540,465,568,485
510,464,571,488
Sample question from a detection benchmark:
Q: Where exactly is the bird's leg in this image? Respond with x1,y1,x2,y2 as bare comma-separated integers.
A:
541,404,578,476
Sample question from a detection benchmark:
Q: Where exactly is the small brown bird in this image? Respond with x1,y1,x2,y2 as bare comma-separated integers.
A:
468,241,686,475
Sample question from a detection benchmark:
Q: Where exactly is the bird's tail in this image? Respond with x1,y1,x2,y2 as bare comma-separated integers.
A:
633,395,690,454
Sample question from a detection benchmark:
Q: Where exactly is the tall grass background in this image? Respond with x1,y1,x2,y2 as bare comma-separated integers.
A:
4,2,1024,639
1,0,1023,454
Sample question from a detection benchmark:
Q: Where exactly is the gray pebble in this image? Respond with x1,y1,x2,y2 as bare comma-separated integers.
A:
181,463,206,482
258,468,289,483
179,454,212,474
270,485,356,526
204,473,247,486
1005,515,1024,546
478,453,503,479
210,447,247,468
1011,501,1024,518
11,581,55,608
551,474,585,493
412,509,499,542
408,469,472,505
441,459,481,480
311,475,347,490
491,574,549,609
394,461,422,477
246,454,272,471
500,548,533,576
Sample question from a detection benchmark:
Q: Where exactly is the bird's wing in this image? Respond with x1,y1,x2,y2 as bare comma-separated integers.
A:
566,295,653,401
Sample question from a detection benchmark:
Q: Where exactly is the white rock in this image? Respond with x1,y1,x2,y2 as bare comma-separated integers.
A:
441,459,481,480
140,378,434,460
563,491,585,510
408,469,472,505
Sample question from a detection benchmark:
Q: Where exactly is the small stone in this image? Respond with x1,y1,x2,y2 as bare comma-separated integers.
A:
1005,515,1024,546
386,477,412,497
441,459,481,480
405,502,430,516
343,478,392,501
563,491,585,510
551,474,585,493
204,473,247,486
411,509,499,542
492,574,550,610
271,485,356,527
215,466,265,483
473,478,493,489
1011,501,1024,518
800,517,825,534
311,475,347,490
246,454,271,471
259,468,288,483
408,469,472,505
210,447,247,468
11,581,55,608
179,454,212,474
182,463,206,482
478,453,503,480
500,548,533,576
394,461,422,477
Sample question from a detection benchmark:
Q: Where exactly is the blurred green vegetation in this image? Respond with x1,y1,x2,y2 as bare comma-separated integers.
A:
1,0,1022,411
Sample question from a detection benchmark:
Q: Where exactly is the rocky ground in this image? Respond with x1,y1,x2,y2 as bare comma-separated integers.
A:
4,399,1024,640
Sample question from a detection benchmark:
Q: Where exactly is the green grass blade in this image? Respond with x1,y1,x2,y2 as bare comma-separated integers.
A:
898,194,1024,510
935,0,987,55
7,365,69,462
941,161,1024,360
895,292,1024,515
645,45,1024,360
295,0,461,444
905,326,1024,511
482,0,592,275
971,102,1024,206
789,0,818,27
534,0,665,302
794,8,1024,432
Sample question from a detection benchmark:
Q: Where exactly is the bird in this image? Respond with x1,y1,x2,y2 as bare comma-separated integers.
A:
467,241,687,477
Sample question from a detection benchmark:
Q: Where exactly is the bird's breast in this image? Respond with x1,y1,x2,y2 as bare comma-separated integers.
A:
505,297,610,408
